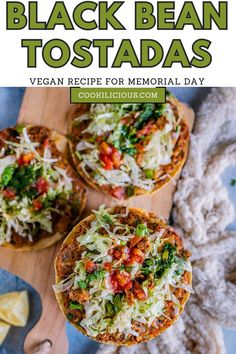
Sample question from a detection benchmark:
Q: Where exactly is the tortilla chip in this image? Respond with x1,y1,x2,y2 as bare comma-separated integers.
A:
0,291,29,327
0,321,10,345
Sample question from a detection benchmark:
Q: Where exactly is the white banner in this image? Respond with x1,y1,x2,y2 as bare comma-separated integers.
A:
0,0,235,87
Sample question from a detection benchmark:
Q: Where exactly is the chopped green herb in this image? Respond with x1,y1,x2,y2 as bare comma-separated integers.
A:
1,165,15,187
77,280,87,289
119,265,126,271
5,165,42,197
69,302,84,311
126,185,134,197
136,223,148,237
113,124,138,156
87,270,106,283
105,301,115,316
66,313,74,320
113,294,123,314
102,213,113,225
15,124,25,134
141,258,156,275
141,243,177,279
134,104,155,130
144,169,154,179
124,266,133,273
75,151,81,160
48,169,59,182
155,243,176,279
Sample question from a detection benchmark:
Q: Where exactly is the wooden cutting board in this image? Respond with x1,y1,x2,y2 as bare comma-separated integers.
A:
0,88,195,354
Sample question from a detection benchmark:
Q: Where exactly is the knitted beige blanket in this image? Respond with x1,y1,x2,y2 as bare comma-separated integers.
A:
96,88,236,354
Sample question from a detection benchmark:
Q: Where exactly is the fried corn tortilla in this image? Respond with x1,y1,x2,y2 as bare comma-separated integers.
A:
0,125,87,251
54,206,192,346
0,291,29,327
0,320,10,345
69,92,190,199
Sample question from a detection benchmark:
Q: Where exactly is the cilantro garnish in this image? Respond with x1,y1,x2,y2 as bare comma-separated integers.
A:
77,280,87,289
87,270,106,283
69,302,84,311
141,243,177,279
136,223,148,237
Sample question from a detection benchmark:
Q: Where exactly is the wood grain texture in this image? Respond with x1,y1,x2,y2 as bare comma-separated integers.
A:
0,87,195,354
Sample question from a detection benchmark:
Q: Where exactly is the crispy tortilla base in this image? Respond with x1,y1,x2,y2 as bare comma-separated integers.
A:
1,125,87,252
69,98,190,199
54,207,192,346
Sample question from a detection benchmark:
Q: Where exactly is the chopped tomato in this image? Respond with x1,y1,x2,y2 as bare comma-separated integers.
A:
125,256,140,266
3,188,16,199
100,153,114,170
84,260,96,273
131,255,144,264
32,199,43,211
133,281,147,301
129,235,141,248
136,154,143,166
96,135,104,143
121,118,128,124
135,143,145,152
110,270,132,293
100,141,113,155
104,262,112,271
112,246,130,261
116,272,129,287
132,248,144,259
18,152,35,166
123,280,133,290
111,186,125,200
110,147,121,168
43,138,50,148
134,289,146,300
125,247,145,265
124,258,133,266
136,237,150,252
99,143,121,170
36,177,49,195
110,279,118,289
112,248,122,260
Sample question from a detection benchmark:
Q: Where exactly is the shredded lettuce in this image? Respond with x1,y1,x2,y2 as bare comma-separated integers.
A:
82,104,120,136
55,206,192,339
0,128,73,245
75,101,182,194
0,155,16,175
